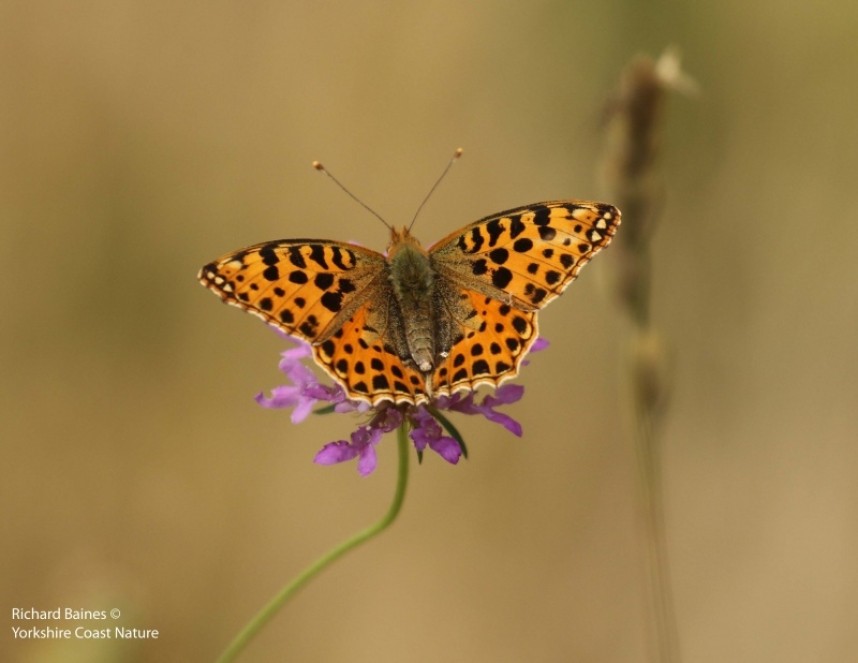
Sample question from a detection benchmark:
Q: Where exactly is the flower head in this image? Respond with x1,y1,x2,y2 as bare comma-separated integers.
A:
258,336,545,474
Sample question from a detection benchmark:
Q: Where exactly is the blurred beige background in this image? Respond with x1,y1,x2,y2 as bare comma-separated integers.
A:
2,2,857,662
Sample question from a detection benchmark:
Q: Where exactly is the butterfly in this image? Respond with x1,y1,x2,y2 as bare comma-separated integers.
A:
199,200,620,406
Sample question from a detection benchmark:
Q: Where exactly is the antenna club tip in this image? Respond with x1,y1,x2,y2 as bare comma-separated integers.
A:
312,160,324,171
454,147,464,158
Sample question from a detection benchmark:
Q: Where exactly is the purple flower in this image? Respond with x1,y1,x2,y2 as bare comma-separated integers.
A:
259,336,547,474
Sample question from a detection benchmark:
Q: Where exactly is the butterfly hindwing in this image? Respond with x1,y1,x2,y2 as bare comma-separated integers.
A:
199,239,385,344
313,304,427,405
431,290,538,396
430,200,620,311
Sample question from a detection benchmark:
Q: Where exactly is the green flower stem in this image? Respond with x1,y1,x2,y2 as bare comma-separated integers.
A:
215,423,411,663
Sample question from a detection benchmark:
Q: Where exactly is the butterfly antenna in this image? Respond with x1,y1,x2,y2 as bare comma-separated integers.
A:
408,147,463,232
313,161,392,230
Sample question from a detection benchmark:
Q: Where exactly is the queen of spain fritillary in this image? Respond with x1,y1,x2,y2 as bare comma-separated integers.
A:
199,200,620,405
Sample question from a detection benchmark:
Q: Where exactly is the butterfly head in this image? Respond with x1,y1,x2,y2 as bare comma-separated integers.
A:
387,225,424,252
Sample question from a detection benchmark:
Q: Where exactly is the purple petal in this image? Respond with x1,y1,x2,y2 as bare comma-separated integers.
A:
290,395,316,424
255,385,301,410
485,383,524,406
429,435,461,464
313,424,383,475
303,382,346,404
408,407,437,451
314,440,359,465
479,408,522,437
356,445,378,476
408,407,462,464
443,387,524,437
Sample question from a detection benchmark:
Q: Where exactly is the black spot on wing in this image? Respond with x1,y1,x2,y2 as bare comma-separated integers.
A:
393,380,409,393
288,247,306,268
491,267,513,289
331,246,349,270
259,244,279,266
532,206,551,227
320,291,343,312
513,237,533,253
299,315,320,338
538,225,556,241
464,227,484,253
372,375,390,390
489,248,509,265
509,215,526,239
472,359,490,375
314,273,335,290
485,218,504,247
472,258,488,276
262,265,279,281
308,245,328,269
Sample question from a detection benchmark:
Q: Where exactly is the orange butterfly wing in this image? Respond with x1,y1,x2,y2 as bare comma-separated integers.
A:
430,200,620,310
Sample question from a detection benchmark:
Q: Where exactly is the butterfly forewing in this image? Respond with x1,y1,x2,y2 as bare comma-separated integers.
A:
199,239,385,344
430,201,620,311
